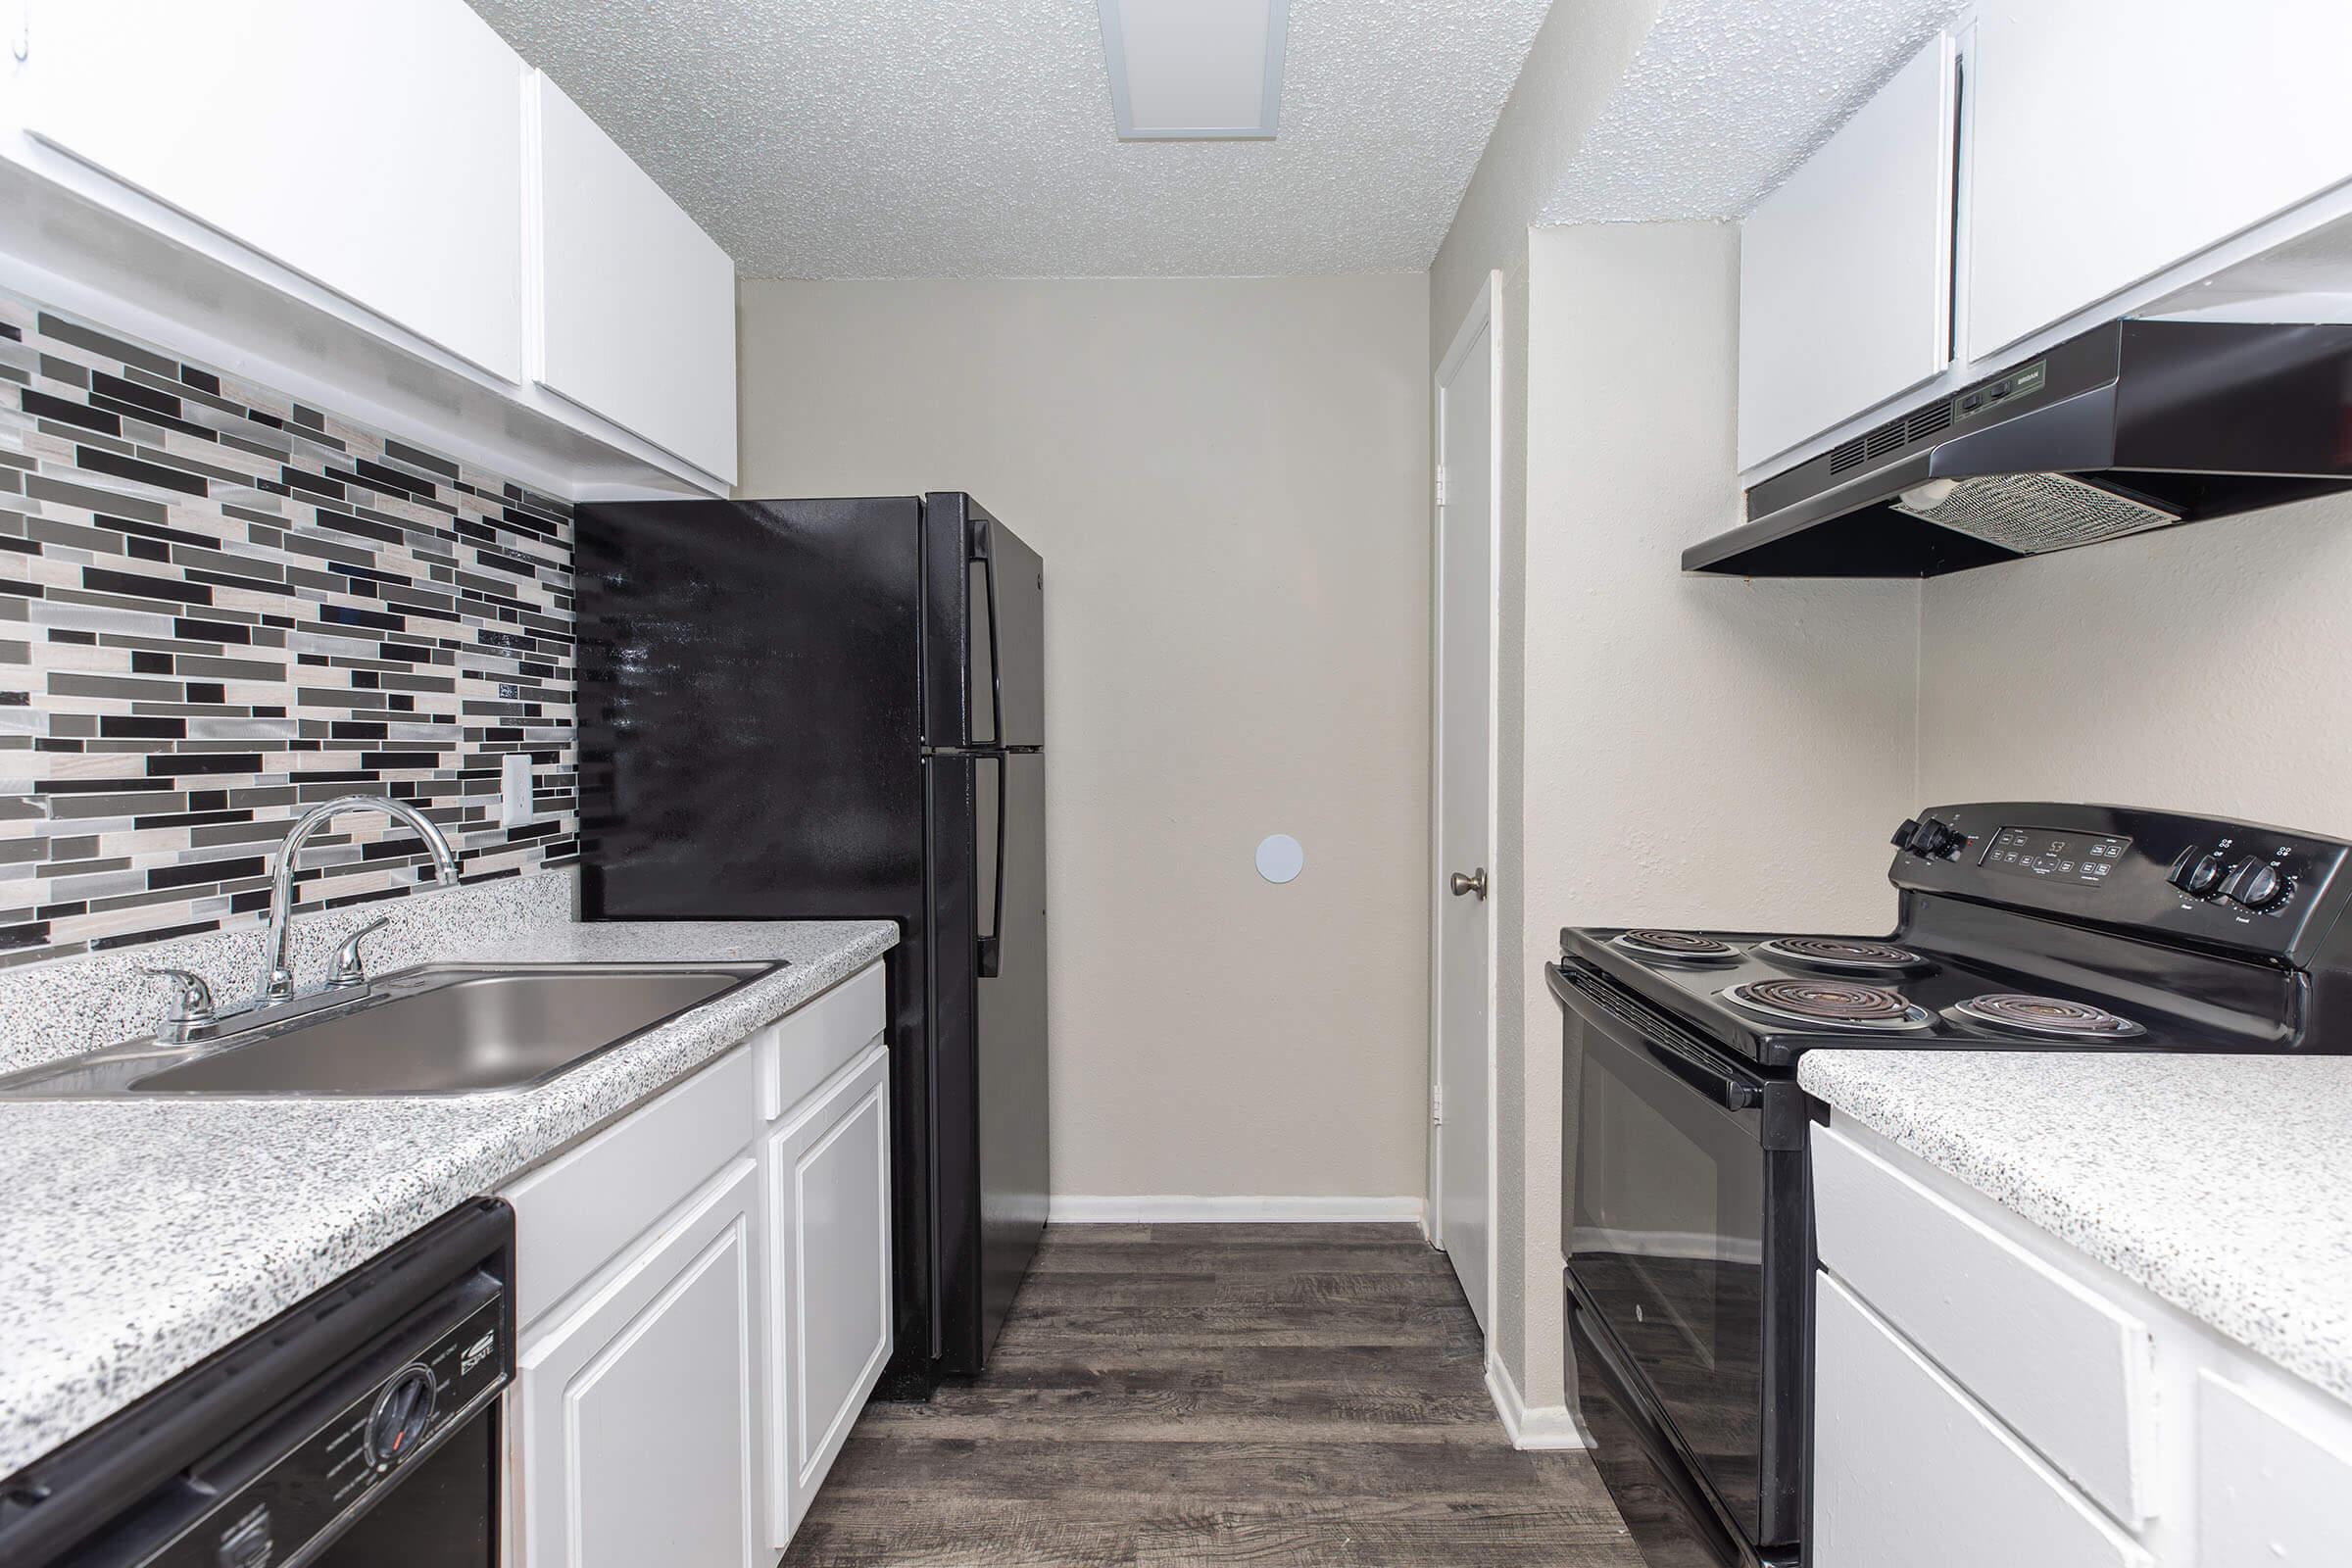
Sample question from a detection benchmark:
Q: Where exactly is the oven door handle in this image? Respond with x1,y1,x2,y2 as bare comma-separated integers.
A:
1547,964,1765,1113
1643,1038,1763,1110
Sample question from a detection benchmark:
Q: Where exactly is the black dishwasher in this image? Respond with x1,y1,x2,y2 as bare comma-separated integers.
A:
0,1199,514,1568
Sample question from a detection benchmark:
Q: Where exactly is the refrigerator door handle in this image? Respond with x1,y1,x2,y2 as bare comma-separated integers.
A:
974,522,1005,750
977,753,1007,979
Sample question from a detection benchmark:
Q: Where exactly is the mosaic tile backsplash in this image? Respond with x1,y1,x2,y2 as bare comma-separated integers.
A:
0,288,577,967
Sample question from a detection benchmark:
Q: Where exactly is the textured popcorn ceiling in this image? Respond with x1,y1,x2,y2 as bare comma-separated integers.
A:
1544,0,1968,223
471,0,1550,277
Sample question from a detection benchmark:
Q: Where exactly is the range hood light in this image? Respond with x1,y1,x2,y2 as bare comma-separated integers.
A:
1898,478,1959,512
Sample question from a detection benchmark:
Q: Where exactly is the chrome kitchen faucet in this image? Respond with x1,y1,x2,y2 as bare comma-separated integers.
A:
256,796,459,1002
135,796,460,1049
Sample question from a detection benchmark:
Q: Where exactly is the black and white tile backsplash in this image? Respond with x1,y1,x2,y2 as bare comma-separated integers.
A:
0,288,577,967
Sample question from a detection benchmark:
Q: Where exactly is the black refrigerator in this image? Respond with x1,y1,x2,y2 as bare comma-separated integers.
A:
571,492,1047,1390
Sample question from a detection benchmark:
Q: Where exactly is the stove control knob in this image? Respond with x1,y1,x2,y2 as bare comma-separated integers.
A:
2170,851,2224,897
2222,859,2288,911
1909,817,1963,858
1891,817,1921,850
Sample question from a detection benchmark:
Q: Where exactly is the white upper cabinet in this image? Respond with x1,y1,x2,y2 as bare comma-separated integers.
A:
21,0,527,382
1967,0,2352,362
1738,32,1958,471
530,74,739,487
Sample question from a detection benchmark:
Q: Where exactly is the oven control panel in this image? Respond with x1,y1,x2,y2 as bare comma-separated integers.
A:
1888,802,2352,963
1979,826,2131,887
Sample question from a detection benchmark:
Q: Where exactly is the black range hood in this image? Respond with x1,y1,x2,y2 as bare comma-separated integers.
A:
1690,318,2352,578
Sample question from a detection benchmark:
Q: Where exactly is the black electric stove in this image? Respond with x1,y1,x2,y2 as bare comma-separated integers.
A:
1551,802,2352,1568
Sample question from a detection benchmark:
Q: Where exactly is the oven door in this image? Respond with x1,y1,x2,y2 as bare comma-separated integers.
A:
1550,963,1809,1551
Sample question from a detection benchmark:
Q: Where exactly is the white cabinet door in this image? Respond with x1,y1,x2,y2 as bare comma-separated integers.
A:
22,0,526,382
1812,1123,2155,1526
2198,1371,2352,1565
1812,1273,2151,1568
762,1041,892,1548
1967,0,2352,362
530,73,739,485
1738,31,1956,470
515,1156,762,1568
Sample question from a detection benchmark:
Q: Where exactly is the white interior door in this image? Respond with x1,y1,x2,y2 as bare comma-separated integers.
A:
1432,282,1496,1332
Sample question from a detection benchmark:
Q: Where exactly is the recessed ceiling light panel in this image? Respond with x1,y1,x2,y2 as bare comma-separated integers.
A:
1097,0,1289,140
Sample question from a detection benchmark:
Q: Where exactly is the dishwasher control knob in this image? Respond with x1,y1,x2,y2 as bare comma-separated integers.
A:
365,1365,438,1470
2222,859,2287,911
2170,851,2224,897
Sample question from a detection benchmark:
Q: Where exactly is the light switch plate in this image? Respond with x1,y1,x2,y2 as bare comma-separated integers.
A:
500,753,534,828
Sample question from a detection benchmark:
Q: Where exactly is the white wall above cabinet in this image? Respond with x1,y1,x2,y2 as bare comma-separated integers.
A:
529,73,740,488
22,0,526,383
1966,0,2352,363
1737,31,1956,473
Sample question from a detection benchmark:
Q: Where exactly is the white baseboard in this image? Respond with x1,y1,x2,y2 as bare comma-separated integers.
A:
1047,1195,1426,1224
1486,1354,1591,1450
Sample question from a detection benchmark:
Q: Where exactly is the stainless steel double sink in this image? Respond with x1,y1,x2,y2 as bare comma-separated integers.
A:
0,961,782,1099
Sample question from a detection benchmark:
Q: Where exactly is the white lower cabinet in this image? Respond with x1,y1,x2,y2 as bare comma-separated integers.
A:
501,960,890,1565
1814,1118,2352,1565
763,1042,893,1546
2197,1372,2352,1565
1814,1271,2151,1568
514,1157,763,1568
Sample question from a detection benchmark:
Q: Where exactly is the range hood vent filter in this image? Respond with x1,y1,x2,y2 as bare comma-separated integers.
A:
1888,472,2181,556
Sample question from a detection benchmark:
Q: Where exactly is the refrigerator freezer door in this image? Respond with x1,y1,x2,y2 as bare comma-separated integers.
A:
924,494,1045,751
926,751,1050,1372
574,497,925,919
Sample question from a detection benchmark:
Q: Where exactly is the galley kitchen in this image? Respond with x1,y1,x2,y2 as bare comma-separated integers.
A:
1,3,2348,1567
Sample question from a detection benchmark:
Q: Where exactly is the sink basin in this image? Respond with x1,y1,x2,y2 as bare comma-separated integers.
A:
0,961,781,1099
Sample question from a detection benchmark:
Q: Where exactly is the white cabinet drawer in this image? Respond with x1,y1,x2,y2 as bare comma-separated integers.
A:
758,962,887,1123
2199,1371,2352,1565
1813,1120,2155,1525
503,1047,759,1330
1814,1272,2151,1568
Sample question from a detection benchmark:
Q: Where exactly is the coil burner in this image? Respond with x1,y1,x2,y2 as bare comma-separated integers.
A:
1723,977,1935,1033
1613,930,1740,963
1950,993,2145,1040
1752,937,1927,973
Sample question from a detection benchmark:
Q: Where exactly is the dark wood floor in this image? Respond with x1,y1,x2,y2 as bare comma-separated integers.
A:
782,1223,1642,1566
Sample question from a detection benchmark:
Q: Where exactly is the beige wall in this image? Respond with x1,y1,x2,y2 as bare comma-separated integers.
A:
737,275,1432,1202
1505,222,1917,1409
1920,492,2352,835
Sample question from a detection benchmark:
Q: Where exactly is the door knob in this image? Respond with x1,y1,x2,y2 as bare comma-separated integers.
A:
1449,867,1488,900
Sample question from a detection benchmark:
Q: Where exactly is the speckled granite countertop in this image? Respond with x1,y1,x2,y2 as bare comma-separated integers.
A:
1800,1051,2352,1405
0,919,897,1479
